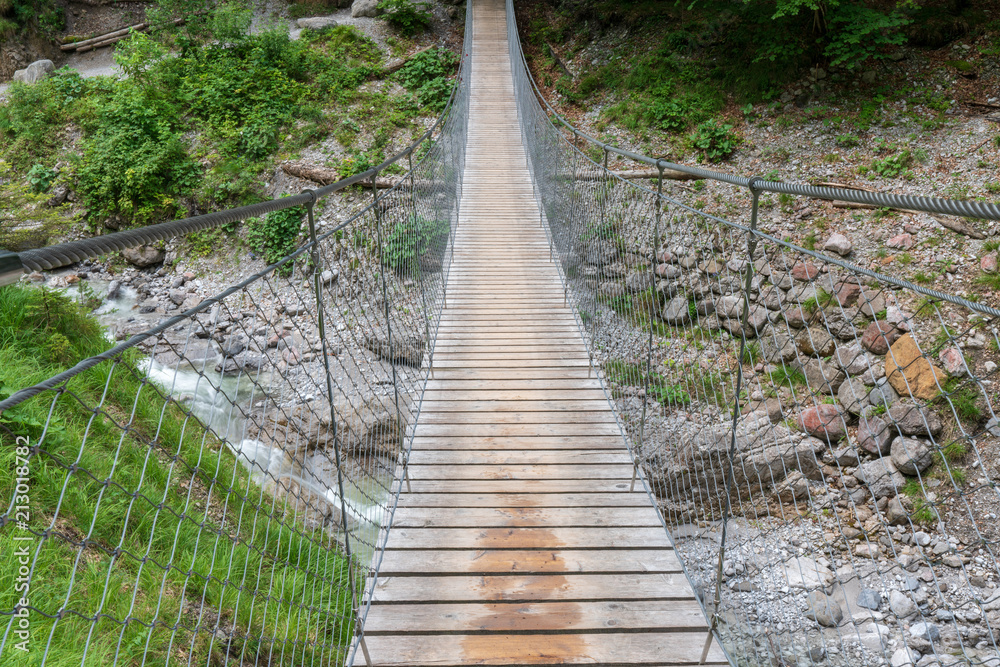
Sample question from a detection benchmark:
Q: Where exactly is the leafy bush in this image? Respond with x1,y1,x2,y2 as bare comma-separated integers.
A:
26,163,56,193
246,202,305,272
870,150,914,178
381,215,450,274
690,121,738,162
0,160,72,250
75,87,199,225
397,47,458,112
378,0,433,36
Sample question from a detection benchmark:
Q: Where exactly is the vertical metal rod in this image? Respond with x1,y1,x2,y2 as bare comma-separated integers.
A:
633,165,665,493
303,191,370,667
700,177,762,665
372,171,406,502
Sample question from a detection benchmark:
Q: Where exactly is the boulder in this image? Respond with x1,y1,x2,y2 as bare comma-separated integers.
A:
886,334,945,401
887,496,909,525
352,0,381,17
938,346,966,376
796,327,836,357
791,261,820,281
861,321,900,355
775,470,809,501
982,253,998,274
823,233,853,257
837,377,870,415
365,333,426,366
835,343,870,374
806,590,844,627
857,415,896,454
760,333,797,363
122,245,165,267
662,296,690,325
890,436,934,475
782,556,834,590
798,404,846,441
12,59,54,84
655,263,681,279
803,358,846,394
887,401,942,437
856,458,905,497
886,233,914,250
297,17,339,30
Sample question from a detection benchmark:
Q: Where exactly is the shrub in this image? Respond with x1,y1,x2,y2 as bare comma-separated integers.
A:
381,215,450,274
691,121,738,162
378,0,433,36
397,47,458,112
246,201,305,272
26,163,56,193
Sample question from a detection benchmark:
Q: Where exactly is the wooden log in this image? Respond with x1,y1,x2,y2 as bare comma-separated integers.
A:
62,22,147,51
382,45,435,75
281,162,411,189
571,168,700,182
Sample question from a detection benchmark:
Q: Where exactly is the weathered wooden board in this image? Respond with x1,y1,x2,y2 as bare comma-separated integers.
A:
376,548,682,575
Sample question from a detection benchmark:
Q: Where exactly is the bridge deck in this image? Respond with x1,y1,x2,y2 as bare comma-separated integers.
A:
362,1,726,664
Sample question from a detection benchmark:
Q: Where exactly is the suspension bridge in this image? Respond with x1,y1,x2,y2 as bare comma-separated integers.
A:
4,0,1000,666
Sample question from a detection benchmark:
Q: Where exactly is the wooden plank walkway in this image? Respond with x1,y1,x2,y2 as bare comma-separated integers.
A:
361,0,728,664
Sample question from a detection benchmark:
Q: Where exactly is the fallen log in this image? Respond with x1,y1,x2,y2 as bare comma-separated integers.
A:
282,163,401,189
382,45,434,75
576,168,701,182
62,22,147,51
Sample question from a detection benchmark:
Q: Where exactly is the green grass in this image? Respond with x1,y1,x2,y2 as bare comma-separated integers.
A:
0,285,353,664
769,365,807,391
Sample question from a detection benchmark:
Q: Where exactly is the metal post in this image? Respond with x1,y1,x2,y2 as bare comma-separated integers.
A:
372,172,407,503
700,176,762,665
632,165,665,493
302,190,372,667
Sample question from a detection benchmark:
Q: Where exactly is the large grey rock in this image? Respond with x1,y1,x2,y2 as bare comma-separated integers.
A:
857,588,882,610
297,16,339,30
889,590,918,619
783,556,834,590
888,401,943,437
890,436,934,475
760,333,797,363
662,296,690,325
803,358,846,394
856,458,905,497
837,376,870,415
365,333,425,366
12,59,54,84
857,415,896,454
806,590,843,627
352,0,381,17
796,326,836,357
122,245,165,267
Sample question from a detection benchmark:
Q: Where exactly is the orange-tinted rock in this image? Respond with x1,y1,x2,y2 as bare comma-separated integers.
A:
885,333,945,401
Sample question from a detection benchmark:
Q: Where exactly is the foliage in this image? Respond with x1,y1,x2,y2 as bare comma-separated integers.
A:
870,150,915,178
0,285,353,664
0,0,63,41
26,163,56,193
381,215,450,274
378,0,433,36
397,48,459,112
246,201,305,273
0,160,73,250
690,121,738,162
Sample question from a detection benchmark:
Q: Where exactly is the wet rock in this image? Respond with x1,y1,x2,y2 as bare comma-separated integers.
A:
887,233,915,250
216,352,264,375
856,458,906,497
662,296,690,325
798,404,846,441
861,321,901,355
791,261,820,281
887,401,942,437
857,415,896,454
824,233,853,256
890,436,934,475
886,334,946,401
806,590,844,627
106,280,122,300
122,245,165,268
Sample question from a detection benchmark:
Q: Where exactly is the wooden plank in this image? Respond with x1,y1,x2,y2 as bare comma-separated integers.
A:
408,435,624,450
394,492,652,508
415,411,617,425
423,379,605,391
401,479,640,493
376,549,681,575
411,424,623,437
407,450,631,465
390,506,663,528
370,573,694,602
363,600,708,634
419,400,612,412
362,633,728,666
421,389,608,400
380,527,671,550
405,464,635,480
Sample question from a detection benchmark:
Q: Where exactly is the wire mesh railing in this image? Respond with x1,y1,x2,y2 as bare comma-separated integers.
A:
506,1,1000,666
0,7,472,664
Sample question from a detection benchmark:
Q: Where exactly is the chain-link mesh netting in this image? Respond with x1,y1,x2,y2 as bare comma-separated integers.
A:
0,12,471,665
506,2,1000,666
